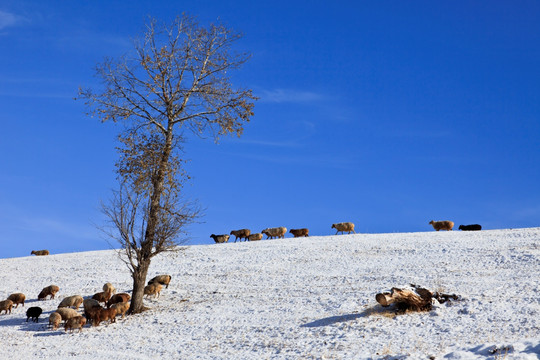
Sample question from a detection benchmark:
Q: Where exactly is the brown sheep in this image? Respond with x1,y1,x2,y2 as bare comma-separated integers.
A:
289,228,309,237
107,293,131,308
49,312,62,330
210,234,230,243
247,233,263,241
26,307,42,322
58,295,84,310
7,293,26,308
92,291,112,305
261,227,287,239
111,301,130,319
148,275,172,289
0,300,14,315
230,229,251,242
429,220,454,231
83,299,102,324
38,285,60,300
94,307,117,326
65,315,87,333
144,283,163,299
31,250,49,256
55,307,80,322
331,222,356,235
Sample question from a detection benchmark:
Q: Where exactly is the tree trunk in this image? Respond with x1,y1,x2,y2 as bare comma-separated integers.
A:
129,259,151,314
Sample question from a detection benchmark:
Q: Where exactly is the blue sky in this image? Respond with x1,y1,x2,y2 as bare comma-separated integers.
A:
1,1,539,258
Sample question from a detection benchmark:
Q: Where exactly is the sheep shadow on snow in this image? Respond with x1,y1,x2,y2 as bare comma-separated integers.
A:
301,305,396,328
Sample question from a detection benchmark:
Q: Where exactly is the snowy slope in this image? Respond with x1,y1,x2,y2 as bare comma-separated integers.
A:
0,228,539,359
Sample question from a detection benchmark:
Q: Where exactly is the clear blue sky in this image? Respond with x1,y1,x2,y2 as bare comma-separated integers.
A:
1,1,539,258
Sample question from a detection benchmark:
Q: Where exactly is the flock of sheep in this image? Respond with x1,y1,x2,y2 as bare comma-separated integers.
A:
211,222,357,243
211,221,482,243
0,274,172,333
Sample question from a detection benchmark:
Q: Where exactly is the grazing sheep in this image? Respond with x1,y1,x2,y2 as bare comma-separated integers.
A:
94,307,117,326
92,291,112,305
247,233,263,241
65,315,87,333
429,220,454,231
0,300,14,315
210,234,230,243
55,307,80,322
459,224,482,231
148,275,172,289
49,312,62,330
331,222,356,235
7,293,26,308
38,285,60,300
58,295,84,310
26,307,42,322
230,229,251,242
83,299,102,323
111,301,130,319
103,283,116,294
31,250,49,256
144,283,163,299
289,228,309,237
107,293,131,308
261,227,287,239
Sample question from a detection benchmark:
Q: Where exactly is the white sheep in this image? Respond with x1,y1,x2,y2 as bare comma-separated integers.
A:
261,227,287,239
331,222,356,235
148,275,172,289
55,307,80,322
103,283,116,294
429,220,454,231
49,312,62,330
58,295,84,310
144,283,163,299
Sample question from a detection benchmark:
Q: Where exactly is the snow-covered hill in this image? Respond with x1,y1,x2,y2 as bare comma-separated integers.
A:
1,228,539,359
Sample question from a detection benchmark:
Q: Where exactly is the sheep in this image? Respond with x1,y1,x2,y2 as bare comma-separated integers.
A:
65,315,87,333
261,227,287,239
289,228,309,237
247,233,263,241
92,291,112,305
331,222,356,235
83,299,102,323
55,308,80,322
38,285,60,300
58,295,84,310
26,307,42,322
7,293,26,308
103,283,116,294
0,300,14,315
148,275,172,289
93,307,117,326
111,301,130,319
31,250,49,256
144,283,163,299
429,220,454,231
459,224,482,231
107,293,131,308
230,229,251,242
210,234,230,243
49,312,62,330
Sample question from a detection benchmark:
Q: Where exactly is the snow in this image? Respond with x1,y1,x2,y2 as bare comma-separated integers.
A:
1,228,539,359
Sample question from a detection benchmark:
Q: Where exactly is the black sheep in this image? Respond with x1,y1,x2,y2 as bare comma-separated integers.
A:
26,307,42,322
458,224,482,231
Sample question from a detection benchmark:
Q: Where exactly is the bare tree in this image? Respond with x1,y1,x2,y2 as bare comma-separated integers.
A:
79,14,257,314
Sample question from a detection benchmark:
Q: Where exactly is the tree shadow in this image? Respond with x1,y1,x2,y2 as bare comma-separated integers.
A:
301,305,395,328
